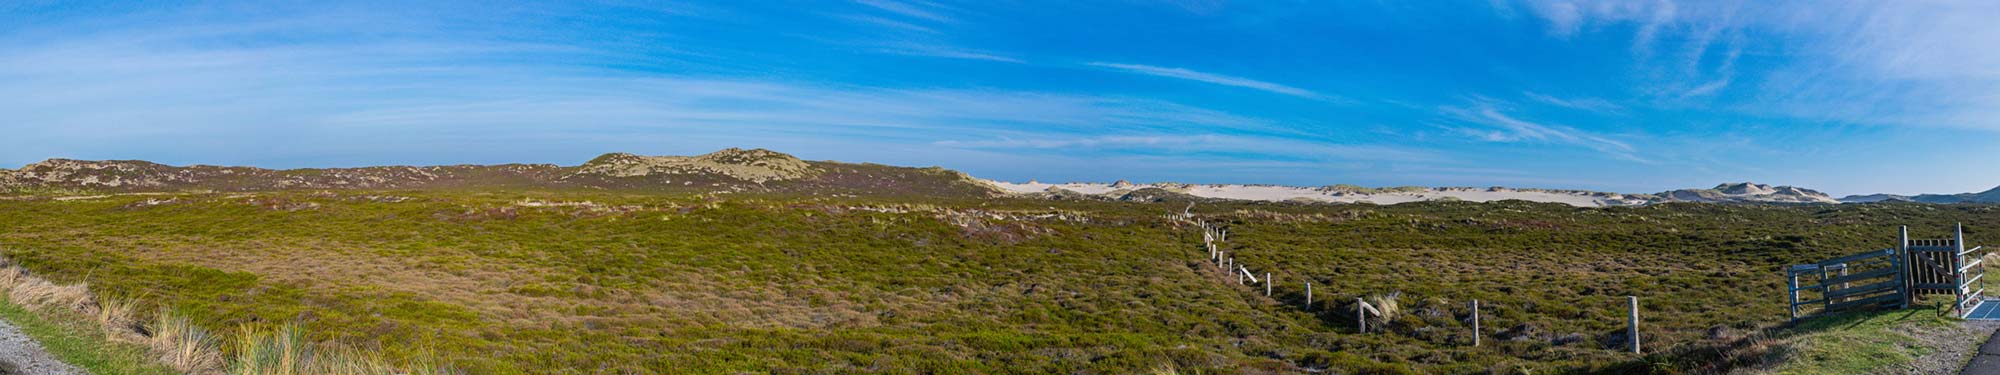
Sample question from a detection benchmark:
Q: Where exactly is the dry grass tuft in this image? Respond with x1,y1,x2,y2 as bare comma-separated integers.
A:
229,324,458,375
1364,291,1402,324
0,255,448,375
152,309,225,374
0,265,95,314
94,297,146,342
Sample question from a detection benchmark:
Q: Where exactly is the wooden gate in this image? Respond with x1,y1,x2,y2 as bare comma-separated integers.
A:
1789,224,1986,322
1789,247,1903,322
1902,224,1986,316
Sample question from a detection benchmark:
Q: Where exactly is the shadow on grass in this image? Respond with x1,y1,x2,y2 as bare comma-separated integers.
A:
1593,297,1957,375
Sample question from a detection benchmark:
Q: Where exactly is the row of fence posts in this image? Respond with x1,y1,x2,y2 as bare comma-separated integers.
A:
1202,219,1270,296
1181,212,1642,353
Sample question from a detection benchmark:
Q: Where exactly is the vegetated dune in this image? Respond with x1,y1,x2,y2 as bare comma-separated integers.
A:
0,188,1992,373
0,148,1001,198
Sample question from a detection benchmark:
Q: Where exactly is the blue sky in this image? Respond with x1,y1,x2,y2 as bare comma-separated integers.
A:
4,1,1999,196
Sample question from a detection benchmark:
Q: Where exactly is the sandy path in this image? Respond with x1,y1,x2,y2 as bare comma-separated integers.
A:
0,317,83,375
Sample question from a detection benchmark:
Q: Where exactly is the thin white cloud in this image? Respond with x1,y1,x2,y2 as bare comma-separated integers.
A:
875,43,1021,63
854,0,952,23
1630,0,1676,56
1086,62,1335,101
1445,104,1649,163
840,14,938,34
934,134,1443,163
1524,92,1623,113
1679,77,1730,98
935,135,1195,149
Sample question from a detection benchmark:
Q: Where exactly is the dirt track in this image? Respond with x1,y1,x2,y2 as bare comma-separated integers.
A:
0,317,80,375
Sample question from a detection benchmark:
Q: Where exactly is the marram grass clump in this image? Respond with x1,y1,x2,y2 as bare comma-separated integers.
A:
152,309,224,374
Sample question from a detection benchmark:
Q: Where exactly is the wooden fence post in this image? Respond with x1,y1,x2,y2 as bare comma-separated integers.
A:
1472,299,1488,349
1839,266,1849,289
1357,298,1367,333
1628,296,1640,354
1788,270,1800,323
1900,225,1911,309
1265,272,1272,296
1305,282,1313,308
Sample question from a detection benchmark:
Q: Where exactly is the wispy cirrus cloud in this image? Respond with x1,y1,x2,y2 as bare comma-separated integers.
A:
838,14,939,34
873,42,1021,63
1443,103,1648,163
1084,62,1338,101
855,0,953,23
934,134,1444,165
935,135,1200,149
1503,1,2000,131
1524,92,1622,113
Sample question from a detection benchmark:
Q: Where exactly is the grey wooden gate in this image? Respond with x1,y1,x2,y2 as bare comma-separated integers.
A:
1789,247,1903,322
1788,224,1986,322
1902,224,1985,316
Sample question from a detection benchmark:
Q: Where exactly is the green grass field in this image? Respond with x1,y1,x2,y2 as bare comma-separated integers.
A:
0,190,1992,373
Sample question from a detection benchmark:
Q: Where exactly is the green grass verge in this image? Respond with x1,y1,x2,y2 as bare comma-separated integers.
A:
0,296,177,375
1767,300,1970,375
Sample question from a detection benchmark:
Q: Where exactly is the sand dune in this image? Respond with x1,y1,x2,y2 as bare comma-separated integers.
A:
983,180,1651,207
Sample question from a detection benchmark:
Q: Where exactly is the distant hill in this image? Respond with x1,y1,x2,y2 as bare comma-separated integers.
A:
0,148,1001,198
1837,193,1915,203
1840,185,2000,204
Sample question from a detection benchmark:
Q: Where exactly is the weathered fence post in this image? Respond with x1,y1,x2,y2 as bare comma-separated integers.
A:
1956,222,1968,316
1472,299,1488,349
1305,282,1313,308
1357,298,1367,333
1265,272,1272,296
1838,265,1849,289
1787,269,1800,323
1628,296,1640,354
1900,225,1911,309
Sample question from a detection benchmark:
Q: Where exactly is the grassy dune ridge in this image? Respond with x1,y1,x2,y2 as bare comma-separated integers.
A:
0,190,1993,373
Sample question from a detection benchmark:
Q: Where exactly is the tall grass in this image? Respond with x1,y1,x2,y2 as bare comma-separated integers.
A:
1364,291,1402,325
229,324,452,375
152,310,223,374
0,256,450,375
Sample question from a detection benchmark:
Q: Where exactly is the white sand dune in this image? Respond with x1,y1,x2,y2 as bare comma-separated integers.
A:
982,180,1649,207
